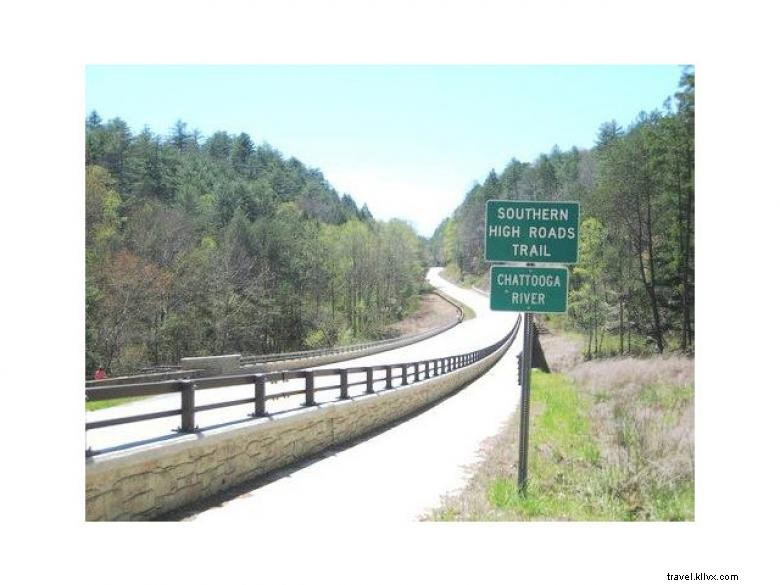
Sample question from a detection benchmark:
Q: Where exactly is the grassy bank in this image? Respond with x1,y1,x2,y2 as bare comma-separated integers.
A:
434,290,476,321
440,264,489,293
426,336,694,521
86,397,144,411
541,313,693,360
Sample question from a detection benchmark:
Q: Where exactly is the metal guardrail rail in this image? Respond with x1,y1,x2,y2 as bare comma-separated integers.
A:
87,292,464,386
86,315,520,453
240,292,463,365
239,318,459,364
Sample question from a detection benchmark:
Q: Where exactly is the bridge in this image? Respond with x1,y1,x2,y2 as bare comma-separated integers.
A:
85,268,526,521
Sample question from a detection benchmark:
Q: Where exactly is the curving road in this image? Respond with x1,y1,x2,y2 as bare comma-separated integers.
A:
87,268,526,520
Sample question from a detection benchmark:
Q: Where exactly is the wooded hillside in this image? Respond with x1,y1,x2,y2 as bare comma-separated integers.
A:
430,68,694,356
86,117,425,375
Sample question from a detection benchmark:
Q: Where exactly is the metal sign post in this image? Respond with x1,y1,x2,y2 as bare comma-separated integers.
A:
485,198,579,496
518,311,534,493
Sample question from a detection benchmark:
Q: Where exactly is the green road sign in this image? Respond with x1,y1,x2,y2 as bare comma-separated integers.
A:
485,200,580,263
490,265,569,313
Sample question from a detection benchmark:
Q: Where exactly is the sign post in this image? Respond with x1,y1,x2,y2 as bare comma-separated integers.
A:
518,311,534,493
484,199,579,494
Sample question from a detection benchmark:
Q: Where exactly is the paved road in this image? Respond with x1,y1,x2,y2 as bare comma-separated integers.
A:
86,268,515,454
87,268,525,521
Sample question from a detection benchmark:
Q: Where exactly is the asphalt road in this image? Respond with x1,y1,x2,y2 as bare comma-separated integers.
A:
86,268,514,453
87,268,525,520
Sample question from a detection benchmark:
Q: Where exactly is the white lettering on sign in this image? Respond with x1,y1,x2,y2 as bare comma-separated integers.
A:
488,225,522,238
497,273,562,287
511,243,552,258
527,226,576,239
511,292,546,305
496,206,569,221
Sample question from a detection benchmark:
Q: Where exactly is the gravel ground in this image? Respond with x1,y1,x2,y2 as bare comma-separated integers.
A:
384,293,460,337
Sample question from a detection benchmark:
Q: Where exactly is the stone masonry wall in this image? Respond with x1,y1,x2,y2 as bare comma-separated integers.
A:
86,334,513,521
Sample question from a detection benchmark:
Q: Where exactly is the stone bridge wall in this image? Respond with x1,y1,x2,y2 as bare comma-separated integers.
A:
85,333,513,521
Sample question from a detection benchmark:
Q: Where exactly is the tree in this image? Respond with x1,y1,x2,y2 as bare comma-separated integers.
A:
84,116,426,372
86,110,102,130
206,131,232,161
430,68,694,356
231,132,255,176
570,218,609,358
169,119,192,153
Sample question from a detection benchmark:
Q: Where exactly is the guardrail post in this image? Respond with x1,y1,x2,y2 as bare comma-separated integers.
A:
339,370,349,400
385,366,393,389
365,367,374,394
425,361,430,379
434,360,438,376
305,371,315,406
401,364,408,385
179,380,197,433
414,363,420,382
252,375,266,417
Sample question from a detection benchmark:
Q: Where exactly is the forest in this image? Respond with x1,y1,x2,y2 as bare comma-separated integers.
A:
430,68,694,357
86,68,693,375
85,117,426,376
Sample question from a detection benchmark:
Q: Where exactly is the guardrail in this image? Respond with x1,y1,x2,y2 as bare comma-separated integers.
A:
87,292,464,386
240,320,456,364
86,314,520,454
240,291,463,366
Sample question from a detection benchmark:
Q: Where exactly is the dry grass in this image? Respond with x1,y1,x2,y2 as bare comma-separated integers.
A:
569,356,693,393
569,357,694,519
384,293,460,337
536,326,584,372
425,330,695,521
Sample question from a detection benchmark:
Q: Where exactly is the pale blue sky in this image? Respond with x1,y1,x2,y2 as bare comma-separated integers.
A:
86,65,686,236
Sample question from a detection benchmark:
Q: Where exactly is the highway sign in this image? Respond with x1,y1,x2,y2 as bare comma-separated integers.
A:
490,265,569,313
485,200,579,263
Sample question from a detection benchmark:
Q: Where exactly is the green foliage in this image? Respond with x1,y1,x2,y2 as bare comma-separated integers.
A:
86,396,146,411
304,329,327,349
487,372,620,520
85,118,427,376
432,68,695,357
570,217,611,359
484,370,693,520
